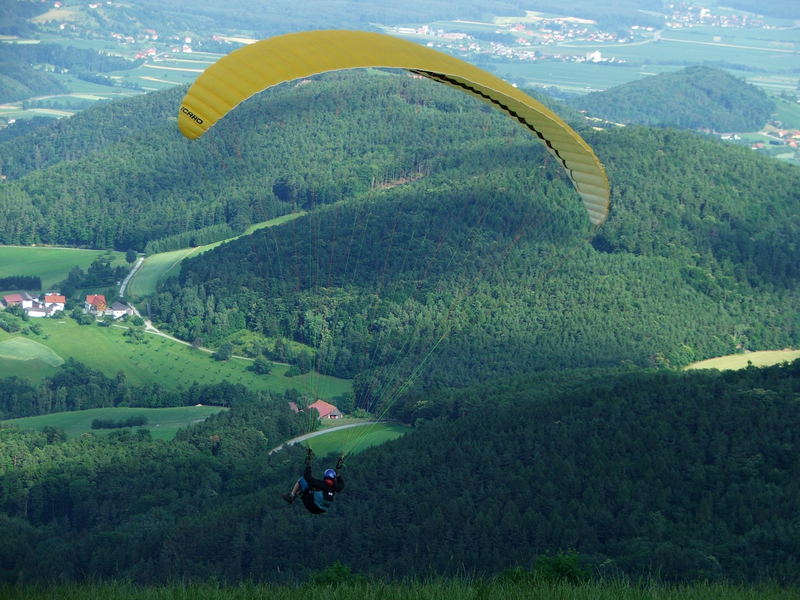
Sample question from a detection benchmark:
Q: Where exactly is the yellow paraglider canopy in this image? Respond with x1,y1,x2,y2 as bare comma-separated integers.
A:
178,30,610,225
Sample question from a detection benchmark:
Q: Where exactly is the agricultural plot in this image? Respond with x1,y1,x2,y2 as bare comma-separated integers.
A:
0,246,126,292
3,405,226,440
0,318,351,398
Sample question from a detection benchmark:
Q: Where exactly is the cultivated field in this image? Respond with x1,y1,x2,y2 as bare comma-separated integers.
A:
3,405,226,440
0,318,351,398
0,246,126,292
685,349,800,371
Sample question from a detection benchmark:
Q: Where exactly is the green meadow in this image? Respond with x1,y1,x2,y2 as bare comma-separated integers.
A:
125,247,200,297
0,318,351,398
686,349,800,371
3,405,226,440
127,213,305,298
0,246,126,292
0,336,64,366
306,422,408,458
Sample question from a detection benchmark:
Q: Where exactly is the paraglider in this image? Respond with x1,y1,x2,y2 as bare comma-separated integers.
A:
284,449,345,514
178,31,613,508
178,29,610,225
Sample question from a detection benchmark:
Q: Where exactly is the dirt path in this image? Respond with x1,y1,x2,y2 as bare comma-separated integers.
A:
118,256,143,298
269,422,378,454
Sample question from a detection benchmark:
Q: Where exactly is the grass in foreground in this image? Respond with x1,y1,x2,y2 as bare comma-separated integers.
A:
3,405,226,440
1,580,796,600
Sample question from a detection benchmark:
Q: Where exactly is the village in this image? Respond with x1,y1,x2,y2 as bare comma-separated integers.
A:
2,292,134,320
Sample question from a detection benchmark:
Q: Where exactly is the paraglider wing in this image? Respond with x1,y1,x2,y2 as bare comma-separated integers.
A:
178,30,610,225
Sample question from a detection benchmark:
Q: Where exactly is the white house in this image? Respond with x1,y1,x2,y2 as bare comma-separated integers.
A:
109,301,134,319
43,294,66,312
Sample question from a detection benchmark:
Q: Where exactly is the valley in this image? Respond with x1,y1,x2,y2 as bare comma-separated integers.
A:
0,0,798,590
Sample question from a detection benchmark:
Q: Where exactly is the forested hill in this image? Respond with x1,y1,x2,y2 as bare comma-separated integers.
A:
1,73,588,249
2,362,799,583
2,71,798,392
148,120,799,396
571,66,775,132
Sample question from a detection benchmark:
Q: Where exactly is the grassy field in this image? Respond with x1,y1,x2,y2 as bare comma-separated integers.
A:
0,318,351,398
0,246,126,292
306,422,409,458
3,405,226,440
125,247,200,297
772,96,800,129
685,349,800,371
0,336,64,366
1,580,796,600
127,213,305,298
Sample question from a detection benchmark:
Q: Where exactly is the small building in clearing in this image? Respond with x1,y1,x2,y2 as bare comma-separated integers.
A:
309,399,343,420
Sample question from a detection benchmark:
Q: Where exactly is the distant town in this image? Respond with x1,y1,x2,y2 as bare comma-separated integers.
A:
383,4,787,66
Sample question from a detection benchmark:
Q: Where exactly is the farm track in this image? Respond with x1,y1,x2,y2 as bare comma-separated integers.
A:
269,422,379,454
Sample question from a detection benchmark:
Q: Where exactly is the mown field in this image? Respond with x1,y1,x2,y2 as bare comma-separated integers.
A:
0,246,126,292
125,247,200,297
1,580,796,600
685,349,800,371
0,318,351,398
305,422,408,458
127,213,304,298
3,405,226,439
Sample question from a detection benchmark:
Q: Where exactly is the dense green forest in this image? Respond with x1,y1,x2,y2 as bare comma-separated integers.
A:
573,66,775,132
2,72,797,398
2,362,799,583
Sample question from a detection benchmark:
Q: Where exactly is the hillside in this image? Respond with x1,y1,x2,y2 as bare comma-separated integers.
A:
572,66,775,132
146,102,798,399
2,362,798,583
1,74,569,249
3,71,797,399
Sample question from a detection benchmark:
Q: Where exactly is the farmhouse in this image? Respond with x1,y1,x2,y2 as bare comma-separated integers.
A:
309,399,343,420
2,292,66,317
288,399,344,419
44,294,66,311
109,301,134,319
2,292,34,308
85,294,108,315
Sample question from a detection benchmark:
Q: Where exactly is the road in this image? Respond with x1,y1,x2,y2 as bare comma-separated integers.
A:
269,422,378,454
118,256,144,298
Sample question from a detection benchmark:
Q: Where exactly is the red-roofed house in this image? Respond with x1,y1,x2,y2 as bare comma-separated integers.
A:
85,294,107,315
309,399,343,419
3,293,24,307
43,294,66,312
3,292,34,308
